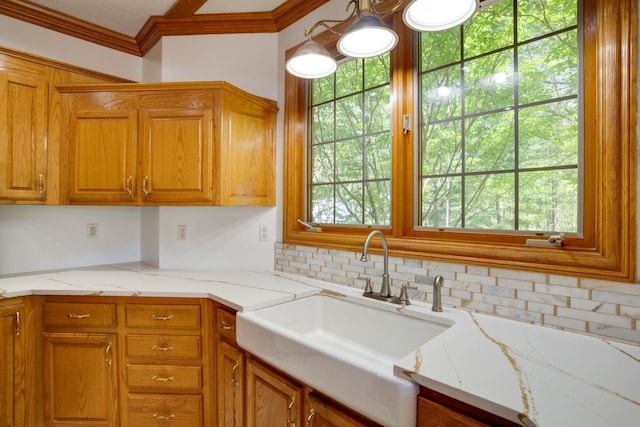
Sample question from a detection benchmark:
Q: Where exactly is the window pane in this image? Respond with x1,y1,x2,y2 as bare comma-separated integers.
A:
464,0,514,58
336,94,363,138
336,60,363,97
365,55,390,88
464,50,515,115
366,134,391,180
311,103,334,144
312,142,334,184
518,31,578,105
336,138,363,182
519,99,578,168
421,120,463,176
519,169,578,232
420,27,461,70
422,176,463,228
422,65,462,122
518,0,578,42
365,180,391,224
311,184,334,223
312,75,335,105
336,182,364,224
465,110,515,173
465,173,515,230
365,86,391,133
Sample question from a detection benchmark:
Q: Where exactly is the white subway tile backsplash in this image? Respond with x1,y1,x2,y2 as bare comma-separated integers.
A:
274,243,640,345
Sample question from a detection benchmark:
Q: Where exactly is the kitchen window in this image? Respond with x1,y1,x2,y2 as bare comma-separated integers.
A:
283,0,636,282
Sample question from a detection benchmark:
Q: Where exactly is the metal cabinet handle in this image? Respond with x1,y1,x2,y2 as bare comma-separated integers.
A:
306,409,316,426
151,345,174,351
37,173,45,196
15,311,20,336
125,176,133,198
143,175,150,195
151,315,174,321
231,360,239,386
219,321,234,331
67,313,90,319
153,413,176,421
105,341,112,365
288,398,296,427
151,375,175,382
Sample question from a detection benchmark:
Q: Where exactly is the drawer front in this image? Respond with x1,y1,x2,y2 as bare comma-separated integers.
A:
126,335,201,360
43,302,117,328
125,304,201,328
127,365,202,391
127,394,202,427
216,308,237,343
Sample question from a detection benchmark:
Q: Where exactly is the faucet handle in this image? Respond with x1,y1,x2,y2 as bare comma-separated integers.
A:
399,284,417,305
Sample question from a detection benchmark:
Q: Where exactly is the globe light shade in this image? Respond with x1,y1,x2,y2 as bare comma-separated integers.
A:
403,0,479,32
285,39,338,79
337,14,398,58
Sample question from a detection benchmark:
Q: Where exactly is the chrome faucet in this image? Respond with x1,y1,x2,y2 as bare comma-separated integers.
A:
360,230,392,299
432,275,444,312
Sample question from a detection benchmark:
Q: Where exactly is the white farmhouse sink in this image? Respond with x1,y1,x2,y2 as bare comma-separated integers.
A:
236,293,453,427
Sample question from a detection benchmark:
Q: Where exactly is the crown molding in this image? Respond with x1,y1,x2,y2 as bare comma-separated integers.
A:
0,0,329,57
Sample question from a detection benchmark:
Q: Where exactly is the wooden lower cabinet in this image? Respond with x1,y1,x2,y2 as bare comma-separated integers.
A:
0,297,41,427
43,333,118,427
41,296,214,427
216,327,245,427
245,358,303,427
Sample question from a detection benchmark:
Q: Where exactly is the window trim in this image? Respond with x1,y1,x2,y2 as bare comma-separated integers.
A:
283,0,637,282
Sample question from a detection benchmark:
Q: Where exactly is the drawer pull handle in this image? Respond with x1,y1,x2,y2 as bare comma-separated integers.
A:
105,341,112,366
67,313,90,319
15,311,20,336
151,375,175,382
219,321,235,331
151,315,174,321
153,412,176,421
151,345,175,352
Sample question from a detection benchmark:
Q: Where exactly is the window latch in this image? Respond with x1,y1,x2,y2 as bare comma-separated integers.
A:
298,219,322,232
402,114,411,134
526,233,565,248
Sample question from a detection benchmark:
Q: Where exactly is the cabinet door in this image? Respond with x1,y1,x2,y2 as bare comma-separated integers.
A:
0,56,48,201
0,303,26,427
216,341,244,427
43,333,118,427
140,108,212,204
217,94,276,206
245,358,303,427
66,105,137,204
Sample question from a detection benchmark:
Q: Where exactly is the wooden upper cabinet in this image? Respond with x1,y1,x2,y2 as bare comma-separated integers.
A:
59,82,277,206
0,55,48,202
67,108,138,203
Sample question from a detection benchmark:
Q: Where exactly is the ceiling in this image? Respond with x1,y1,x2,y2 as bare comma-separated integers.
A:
0,0,329,56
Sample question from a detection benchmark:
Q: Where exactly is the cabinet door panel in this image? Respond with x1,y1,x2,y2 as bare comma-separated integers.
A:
141,108,212,203
218,97,276,206
0,304,24,427
43,333,118,427
67,109,137,203
0,58,48,201
216,341,244,427
246,359,303,427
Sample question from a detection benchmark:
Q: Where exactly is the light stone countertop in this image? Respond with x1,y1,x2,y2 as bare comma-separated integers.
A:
1,262,638,426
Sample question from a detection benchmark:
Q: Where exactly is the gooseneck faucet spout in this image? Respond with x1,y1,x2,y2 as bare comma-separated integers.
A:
360,230,391,298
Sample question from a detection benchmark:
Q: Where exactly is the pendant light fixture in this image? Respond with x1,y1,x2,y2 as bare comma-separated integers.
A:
285,0,482,80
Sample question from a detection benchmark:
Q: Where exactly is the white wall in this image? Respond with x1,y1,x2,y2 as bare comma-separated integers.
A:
0,206,139,274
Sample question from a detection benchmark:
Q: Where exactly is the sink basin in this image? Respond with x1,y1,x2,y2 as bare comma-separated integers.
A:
236,293,453,427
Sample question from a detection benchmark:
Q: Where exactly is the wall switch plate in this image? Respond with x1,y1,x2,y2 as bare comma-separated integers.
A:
178,225,188,241
87,223,98,239
259,224,269,241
